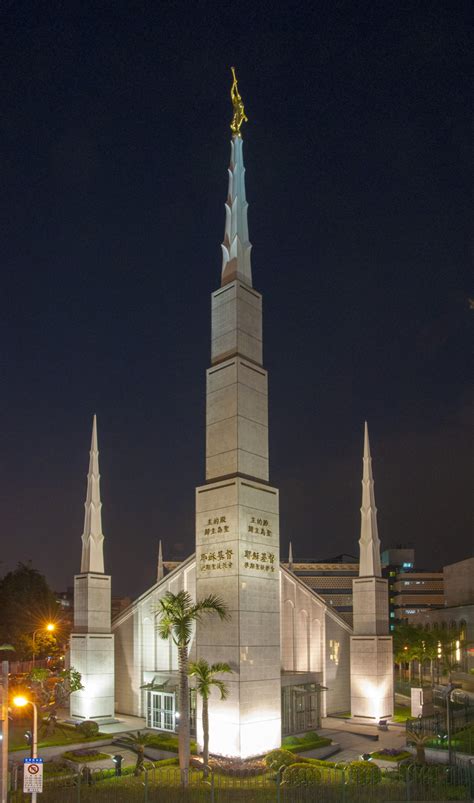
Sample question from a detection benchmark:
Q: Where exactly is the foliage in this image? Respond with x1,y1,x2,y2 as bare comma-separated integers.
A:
284,736,332,752
117,731,155,775
128,731,197,754
188,657,232,775
398,762,448,782
264,748,299,769
8,720,108,751
371,748,411,761
282,763,322,786
156,590,229,777
15,666,84,734
77,720,100,738
346,761,382,784
62,749,110,762
0,563,61,658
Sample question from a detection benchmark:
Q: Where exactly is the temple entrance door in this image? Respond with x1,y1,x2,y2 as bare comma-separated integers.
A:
146,691,175,731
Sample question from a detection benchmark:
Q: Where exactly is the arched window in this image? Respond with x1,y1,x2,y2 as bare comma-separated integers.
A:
310,619,322,672
296,609,309,671
282,599,295,670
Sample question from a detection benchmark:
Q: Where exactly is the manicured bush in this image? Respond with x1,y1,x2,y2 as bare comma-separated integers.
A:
155,757,179,767
136,732,197,754
285,737,332,753
347,761,382,785
63,748,110,763
264,749,299,769
282,763,322,786
77,721,100,738
371,748,411,762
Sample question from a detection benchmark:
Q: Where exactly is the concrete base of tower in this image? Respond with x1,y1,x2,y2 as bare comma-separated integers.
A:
350,634,394,721
69,633,115,722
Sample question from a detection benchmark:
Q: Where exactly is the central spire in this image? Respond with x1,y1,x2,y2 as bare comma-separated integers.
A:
80,414,105,573
221,68,252,287
358,421,382,577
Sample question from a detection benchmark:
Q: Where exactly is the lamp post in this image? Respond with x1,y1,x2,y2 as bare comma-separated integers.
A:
32,624,55,668
13,697,38,803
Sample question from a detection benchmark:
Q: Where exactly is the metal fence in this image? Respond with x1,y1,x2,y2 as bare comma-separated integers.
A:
7,762,474,802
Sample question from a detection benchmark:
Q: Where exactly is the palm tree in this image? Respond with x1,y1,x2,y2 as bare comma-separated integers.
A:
119,731,154,775
156,590,229,779
188,658,232,775
407,731,432,764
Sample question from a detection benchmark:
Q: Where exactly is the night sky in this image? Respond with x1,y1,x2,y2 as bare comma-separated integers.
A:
1,1,471,598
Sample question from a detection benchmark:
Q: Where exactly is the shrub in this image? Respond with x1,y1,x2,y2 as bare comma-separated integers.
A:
137,733,197,754
285,737,332,753
264,749,299,770
77,721,99,738
63,749,109,763
155,757,179,767
371,748,411,762
347,761,382,785
398,762,447,782
282,763,322,786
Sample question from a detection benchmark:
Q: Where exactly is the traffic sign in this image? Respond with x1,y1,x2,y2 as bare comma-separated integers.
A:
23,758,43,793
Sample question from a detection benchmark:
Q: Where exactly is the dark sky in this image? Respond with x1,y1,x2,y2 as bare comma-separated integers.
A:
1,1,472,598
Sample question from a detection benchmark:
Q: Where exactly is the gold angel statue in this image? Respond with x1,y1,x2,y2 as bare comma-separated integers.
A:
230,67,248,135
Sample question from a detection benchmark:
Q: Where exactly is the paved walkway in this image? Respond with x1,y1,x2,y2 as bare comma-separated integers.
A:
314,718,408,764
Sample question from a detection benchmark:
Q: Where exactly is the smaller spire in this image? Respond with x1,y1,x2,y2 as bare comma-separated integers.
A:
157,539,164,582
288,541,294,571
80,415,105,574
358,422,382,577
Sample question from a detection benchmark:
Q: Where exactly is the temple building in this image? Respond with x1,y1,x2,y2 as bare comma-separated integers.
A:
69,73,393,756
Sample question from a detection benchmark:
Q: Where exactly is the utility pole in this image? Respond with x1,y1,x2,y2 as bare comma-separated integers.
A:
0,661,9,803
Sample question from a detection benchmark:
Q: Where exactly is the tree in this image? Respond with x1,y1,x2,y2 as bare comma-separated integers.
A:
119,731,154,775
156,591,229,780
13,667,84,735
0,563,60,659
188,658,232,776
407,731,432,764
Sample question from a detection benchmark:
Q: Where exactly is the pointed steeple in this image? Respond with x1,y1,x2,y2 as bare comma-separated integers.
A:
288,541,294,571
358,422,381,577
221,70,252,287
80,415,105,573
157,539,164,582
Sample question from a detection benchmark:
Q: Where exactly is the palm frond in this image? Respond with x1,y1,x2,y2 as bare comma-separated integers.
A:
210,662,232,675
211,679,229,700
192,594,229,622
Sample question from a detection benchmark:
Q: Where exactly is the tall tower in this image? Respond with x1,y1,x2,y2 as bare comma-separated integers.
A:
69,416,115,722
195,71,281,758
350,423,393,720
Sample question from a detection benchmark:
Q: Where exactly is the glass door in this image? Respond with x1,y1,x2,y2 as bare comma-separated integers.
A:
146,691,176,731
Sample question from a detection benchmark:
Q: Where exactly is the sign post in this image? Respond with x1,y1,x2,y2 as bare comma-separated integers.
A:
23,758,43,798
0,661,8,803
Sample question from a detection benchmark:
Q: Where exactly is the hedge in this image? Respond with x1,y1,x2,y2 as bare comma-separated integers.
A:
346,761,382,785
282,763,322,786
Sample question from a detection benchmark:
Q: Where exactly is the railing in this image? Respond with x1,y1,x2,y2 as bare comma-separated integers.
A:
7,761,474,801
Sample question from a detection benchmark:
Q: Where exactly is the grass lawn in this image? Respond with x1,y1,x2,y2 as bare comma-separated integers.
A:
427,723,474,755
8,721,110,751
282,731,332,752
391,704,411,723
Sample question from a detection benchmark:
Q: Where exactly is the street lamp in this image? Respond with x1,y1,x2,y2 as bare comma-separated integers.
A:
13,696,38,803
32,624,55,668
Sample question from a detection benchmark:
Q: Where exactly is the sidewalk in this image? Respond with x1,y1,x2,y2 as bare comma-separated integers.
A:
317,720,408,764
